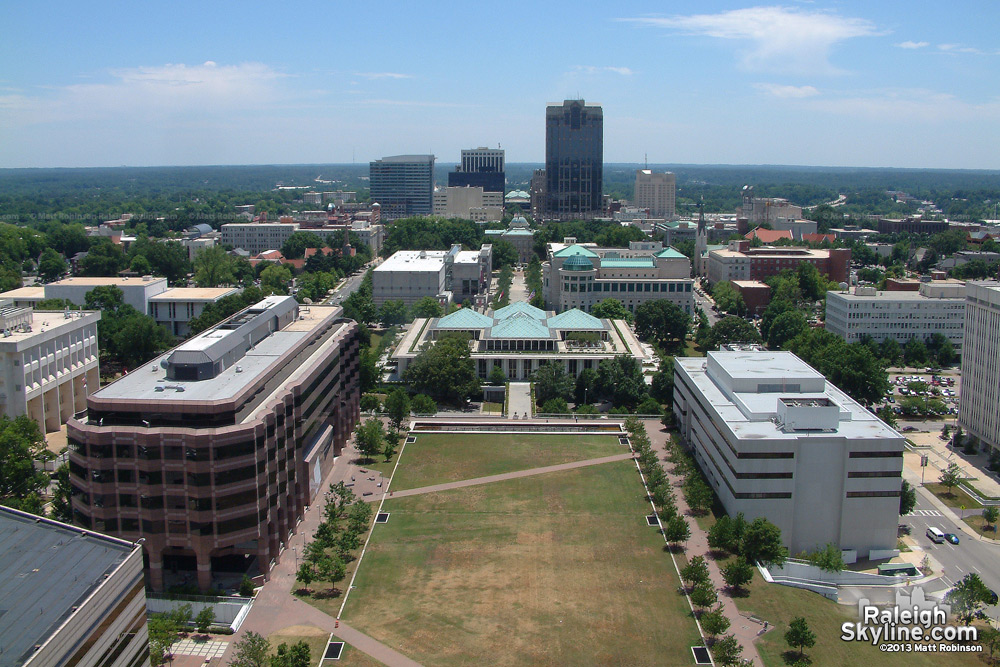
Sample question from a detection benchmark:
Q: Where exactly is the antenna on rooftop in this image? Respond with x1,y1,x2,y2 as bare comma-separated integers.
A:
644,153,648,169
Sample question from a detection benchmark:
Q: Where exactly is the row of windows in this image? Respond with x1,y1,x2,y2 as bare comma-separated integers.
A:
847,470,902,478
848,450,903,458
846,490,901,498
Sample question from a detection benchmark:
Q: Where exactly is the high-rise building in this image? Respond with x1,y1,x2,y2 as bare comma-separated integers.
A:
634,170,676,219
68,296,361,590
369,155,435,220
545,100,603,220
960,281,1000,456
448,147,505,193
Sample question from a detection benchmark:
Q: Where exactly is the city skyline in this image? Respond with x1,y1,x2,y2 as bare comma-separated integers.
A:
2,2,999,169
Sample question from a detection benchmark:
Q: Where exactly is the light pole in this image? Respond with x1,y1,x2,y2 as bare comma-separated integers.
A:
292,547,297,568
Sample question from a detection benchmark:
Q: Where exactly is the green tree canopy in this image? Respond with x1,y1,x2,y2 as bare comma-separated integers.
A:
532,363,574,405
410,296,443,319
0,416,49,515
37,247,68,282
491,239,519,269
193,245,237,287
596,355,648,409
590,298,632,322
711,281,746,316
766,310,808,349
634,300,690,352
403,337,479,405
703,316,762,350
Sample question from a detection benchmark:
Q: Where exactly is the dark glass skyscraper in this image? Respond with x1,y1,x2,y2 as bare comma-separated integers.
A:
545,100,603,220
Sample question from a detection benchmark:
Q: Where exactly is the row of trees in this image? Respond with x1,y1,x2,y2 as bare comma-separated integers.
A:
295,481,372,596
149,604,217,665
228,631,312,667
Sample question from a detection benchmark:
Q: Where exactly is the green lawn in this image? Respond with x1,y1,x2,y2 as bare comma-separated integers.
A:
388,433,625,491
343,461,701,666
739,572,983,667
924,482,983,509
963,513,1000,539
481,401,504,415
267,626,384,667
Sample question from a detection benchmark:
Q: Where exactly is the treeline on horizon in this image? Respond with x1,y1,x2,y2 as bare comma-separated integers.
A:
3,162,1000,222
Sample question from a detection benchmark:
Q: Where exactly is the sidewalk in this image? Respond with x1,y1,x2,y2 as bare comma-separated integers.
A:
643,420,765,667
902,465,1000,546
904,429,1000,500
507,382,532,419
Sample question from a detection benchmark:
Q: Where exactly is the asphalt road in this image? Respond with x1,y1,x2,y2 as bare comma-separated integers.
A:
323,261,376,305
903,484,1000,612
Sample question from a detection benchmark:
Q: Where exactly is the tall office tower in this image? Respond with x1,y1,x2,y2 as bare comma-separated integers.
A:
369,154,435,220
634,169,676,219
960,282,1000,456
68,296,361,591
545,100,603,220
448,147,505,193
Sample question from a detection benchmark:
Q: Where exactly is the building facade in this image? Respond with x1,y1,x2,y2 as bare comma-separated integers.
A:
0,307,100,437
221,222,300,256
545,100,603,220
824,282,966,353
740,186,803,224
484,216,535,263
634,170,676,219
543,240,694,315
877,217,949,235
45,276,169,315
372,245,493,306
68,296,361,590
393,301,647,382
960,282,1000,455
432,186,503,221
0,506,149,667
448,147,505,193
707,240,851,286
369,154,435,220
674,350,904,559
149,287,242,337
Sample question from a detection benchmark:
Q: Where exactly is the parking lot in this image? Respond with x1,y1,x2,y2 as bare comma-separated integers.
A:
879,369,960,419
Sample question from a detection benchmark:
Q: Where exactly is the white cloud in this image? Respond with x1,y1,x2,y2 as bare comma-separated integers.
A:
937,43,989,55
802,88,1000,123
572,66,634,76
754,82,819,98
620,6,881,75
354,72,413,79
896,41,929,49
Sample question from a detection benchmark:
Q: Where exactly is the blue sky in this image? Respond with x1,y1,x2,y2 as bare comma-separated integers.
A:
2,2,999,169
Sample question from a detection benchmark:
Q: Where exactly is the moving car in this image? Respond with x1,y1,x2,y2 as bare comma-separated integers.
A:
944,533,960,545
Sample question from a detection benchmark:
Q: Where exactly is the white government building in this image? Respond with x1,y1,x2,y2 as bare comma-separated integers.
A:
0,305,100,436
824,280,966,353
372,245,492,307
960,281,1000,455
673,349,904,559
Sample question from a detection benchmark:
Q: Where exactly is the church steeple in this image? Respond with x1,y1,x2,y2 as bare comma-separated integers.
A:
695,198,708,278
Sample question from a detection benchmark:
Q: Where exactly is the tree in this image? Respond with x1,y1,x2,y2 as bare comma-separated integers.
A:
680,555,711,587
491,239,519,269
690,581,718,610
899,480,917,516
936,339,956,367
721,556,754,592
879,337,902,365
707,516,734,554
37,248,68,282
281,231,322,259
877,406,898,429
703,316,762,350
342,288,376,325
384,388,410,430
596,355,648,409
0,415,50,514
591,298,632,322
938,462,962,497
634,300,690,352
378,299,409,326
809,542,845,573
259,264,293,295
239,574,256,597
382,432,398,462
111,314,174,369
411,394,437,414
684,477,714,515
711,281,745,316
903,337,929,367
80,239,125,276
700,606,731,640
982,505,999,531
314,553,347,593
193,245,236,287
650,359,675,404
946,573,995,625
403,337,479,404
759,298,797,342
540,397,570,414
766,310,807,349
360,394,381,413
410,296,443,319
574,367,597,405
488,365,507,386
230,631,271,667
664,514,691,547
50,462,73,522
271,641,311,667
711,635,744,667
129,253,153,275
785,617,816,660
296,561,315,589
354,418,384,463
148,615,181,666
532,362,574,405
741,517,787,567
195,606,216,634
637,396,661,415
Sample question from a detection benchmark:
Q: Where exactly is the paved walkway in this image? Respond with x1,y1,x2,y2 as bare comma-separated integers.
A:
218,434,423,667
386,452,635,499
644,420,765,667
507,381,532,419
170,638,229,659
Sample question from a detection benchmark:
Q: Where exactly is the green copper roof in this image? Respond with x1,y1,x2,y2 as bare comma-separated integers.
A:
553,244,599,259
493,301,547,320
600,258,656,268
504,229,534,236
655,248,687,259
547,308,604,329
489,312,552,338
436,308,494,328
563,255,595,271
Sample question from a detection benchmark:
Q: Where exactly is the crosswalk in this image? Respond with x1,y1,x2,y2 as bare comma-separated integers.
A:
908,509,942,517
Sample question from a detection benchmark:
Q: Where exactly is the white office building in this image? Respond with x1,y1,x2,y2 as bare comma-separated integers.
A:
825,281,966,353
0,306,100,435
634,170,676,219
432,186,503,221
221,222,300,255
673,350,904,559
373,245,492,306
149,287,242,337
960,282,1000,455
43,276,169,316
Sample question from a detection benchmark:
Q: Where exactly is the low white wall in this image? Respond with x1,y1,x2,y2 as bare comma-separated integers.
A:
146,596,254,632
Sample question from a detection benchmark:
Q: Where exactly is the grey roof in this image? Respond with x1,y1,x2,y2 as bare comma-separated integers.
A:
0,508,134,667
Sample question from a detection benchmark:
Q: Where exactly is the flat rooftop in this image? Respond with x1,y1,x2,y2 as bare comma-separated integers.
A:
376,251,448,273
0,309,99,345
831,289,965,301
0,286,45,299
47,276,168,287
150,287,241,301
93,304,343,405
0,508,134,667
